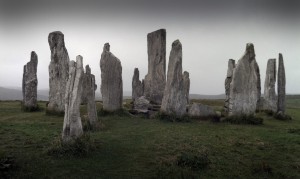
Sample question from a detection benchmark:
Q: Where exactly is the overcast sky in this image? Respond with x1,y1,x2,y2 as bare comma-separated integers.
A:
0,0,299,94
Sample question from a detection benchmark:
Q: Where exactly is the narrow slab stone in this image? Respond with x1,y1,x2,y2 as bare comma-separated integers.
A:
22,51,38,110
100,43,123,111
132,68,144,101
277,53,286,113
62,56,84,142
48,31,70,113
263,58,277,112
161,40,187,117
183,71,190,104
85,65,98,125
228,43,261,116
224,59,235,113
144,29,166,104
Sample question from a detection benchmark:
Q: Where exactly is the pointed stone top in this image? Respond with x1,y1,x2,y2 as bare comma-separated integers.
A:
103,43,110,52
183,71,189,77
48,31,65,50
148,29,166,34
76,55,83,64
279,53,283,60
245,43,255,60
134,68,139,73
85,65,91,75
30,51,38,64
172,39,181,47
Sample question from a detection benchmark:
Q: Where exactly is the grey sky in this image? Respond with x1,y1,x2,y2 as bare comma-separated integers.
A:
1,0,299,94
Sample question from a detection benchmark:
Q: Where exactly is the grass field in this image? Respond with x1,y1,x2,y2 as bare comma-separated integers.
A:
0,97,300,178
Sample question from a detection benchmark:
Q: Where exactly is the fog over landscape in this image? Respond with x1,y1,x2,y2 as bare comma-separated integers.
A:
1,0,300,95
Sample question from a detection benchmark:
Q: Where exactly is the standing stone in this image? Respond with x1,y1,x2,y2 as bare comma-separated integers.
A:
263,59,277,112
81,70,88,105
229,43,261,116
85,65,98,125
48,31,70,113
277,53,286,114
144,29,166,104
100,43,123,111
161,40,188,117
183,71,190,104
62,56,84,142
224,59,235,113
132,68,144,101
22,51,38,110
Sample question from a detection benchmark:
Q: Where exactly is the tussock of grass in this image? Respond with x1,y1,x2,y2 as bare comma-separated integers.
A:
177,151,210,170
288,128,300,135
223,115,263,125
21,102,42,112
45,109,64,116
47,134,95,157
273,112,292,120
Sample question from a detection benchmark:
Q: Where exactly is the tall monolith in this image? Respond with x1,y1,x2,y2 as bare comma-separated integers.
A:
85,65,98,125
224,59,235,113
100,43,123,111
228,43,261,116
132,68,144,101
161,40,188,117
144,29,166,104
62,56,84,142
22,51,38,110
48,31,70,113
263,58,277,112
277,53,286,114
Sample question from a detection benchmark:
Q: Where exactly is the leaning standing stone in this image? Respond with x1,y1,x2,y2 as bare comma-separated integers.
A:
62,56,84,142
144,29,166,104
263,58,277,112
100,43,123,111
161,40,187,117
132,68,144,101
22,51,38,110
228,43,261,116
47,31,70,113
277,53,286,114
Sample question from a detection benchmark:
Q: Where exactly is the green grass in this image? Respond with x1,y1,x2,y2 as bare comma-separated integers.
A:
0,98,300,178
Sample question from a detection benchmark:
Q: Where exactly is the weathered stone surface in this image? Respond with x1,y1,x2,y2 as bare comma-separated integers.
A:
224,59,235,113
228,43,261,116
263,59,277,112
132,68,144,101
188,103,216,118
81,69,88,105
85,65,98,125
62,56,84,142
144,29,166,104
183,71,190,104
134,96,150,112
277,53,286,113
100,43,123,111
22,51,38,110
48,31,70,113
161,40,187,117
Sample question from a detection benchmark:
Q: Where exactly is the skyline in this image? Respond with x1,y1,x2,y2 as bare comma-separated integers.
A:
1,0,300,94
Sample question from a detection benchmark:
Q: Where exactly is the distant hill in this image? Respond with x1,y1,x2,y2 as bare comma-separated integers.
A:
0,86,225,101
0,87,48,101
